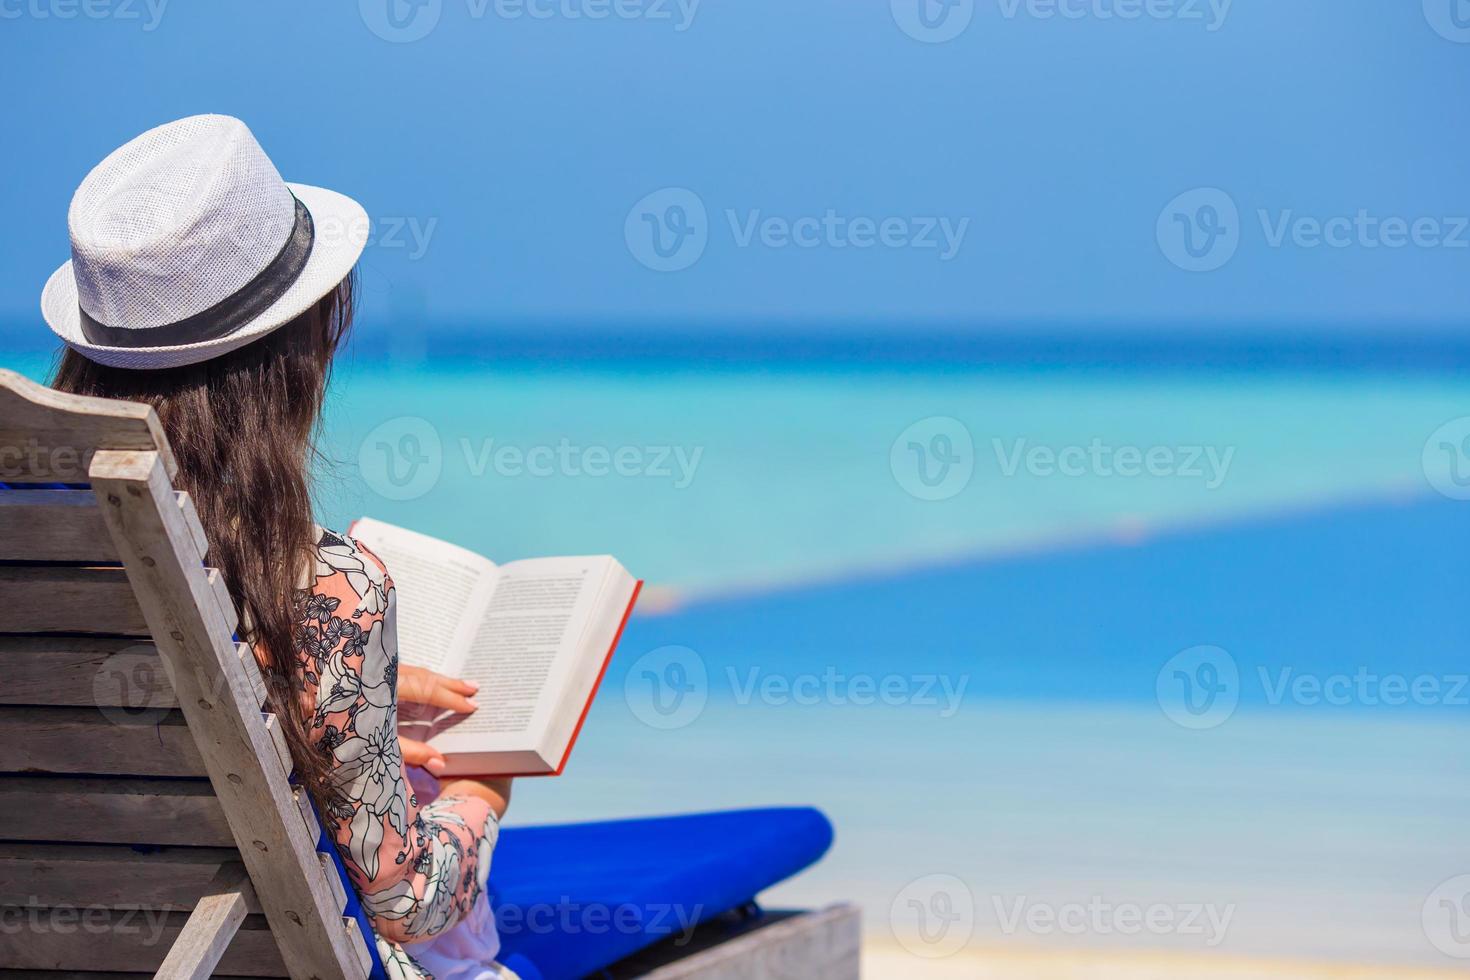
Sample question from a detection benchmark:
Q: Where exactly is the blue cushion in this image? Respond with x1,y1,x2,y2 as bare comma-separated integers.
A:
489,807,833,980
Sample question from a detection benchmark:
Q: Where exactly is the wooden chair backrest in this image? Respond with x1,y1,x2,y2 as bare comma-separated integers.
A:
0,368,371,980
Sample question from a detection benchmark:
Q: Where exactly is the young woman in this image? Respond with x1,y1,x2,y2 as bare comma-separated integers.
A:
40,115,515,979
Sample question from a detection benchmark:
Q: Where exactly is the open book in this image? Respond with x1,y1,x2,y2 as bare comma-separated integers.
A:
350,517,641,777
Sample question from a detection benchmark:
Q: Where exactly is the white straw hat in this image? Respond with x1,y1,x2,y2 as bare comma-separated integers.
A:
41,114,368,369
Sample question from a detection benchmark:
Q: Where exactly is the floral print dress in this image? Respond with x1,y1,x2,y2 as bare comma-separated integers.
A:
284,528,512,979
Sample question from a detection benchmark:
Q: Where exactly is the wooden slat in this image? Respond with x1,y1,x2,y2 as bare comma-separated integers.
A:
91,449,365,979
0,489,110,561
0,909,285,976
0,564,232,639
0,777,233,846
0,637,167,707
0,714,300,786
0,369,176,484
0,706,203,776
0,565,147,635
0,843,259,913
155,865,252,980
0,488,208,563
0,637,266,709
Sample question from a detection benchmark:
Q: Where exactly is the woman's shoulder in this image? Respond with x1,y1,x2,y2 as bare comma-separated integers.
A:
313,525,389,574
304,525,392,617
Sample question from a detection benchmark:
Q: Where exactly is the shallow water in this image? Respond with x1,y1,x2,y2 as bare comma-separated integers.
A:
309,361,1470,596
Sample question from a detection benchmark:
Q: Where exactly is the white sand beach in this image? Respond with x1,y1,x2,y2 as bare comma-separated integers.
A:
861,941,1468,979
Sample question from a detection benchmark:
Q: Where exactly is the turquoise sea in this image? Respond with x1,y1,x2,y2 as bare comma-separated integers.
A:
7,351,1470,970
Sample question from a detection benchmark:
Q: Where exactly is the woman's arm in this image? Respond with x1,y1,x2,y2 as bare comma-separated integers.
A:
440,777,513,819
298,534,501,946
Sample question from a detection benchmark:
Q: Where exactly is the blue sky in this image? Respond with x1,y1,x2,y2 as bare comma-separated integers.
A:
1,0,1468,335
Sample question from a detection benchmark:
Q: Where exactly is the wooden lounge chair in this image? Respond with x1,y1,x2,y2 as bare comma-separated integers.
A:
0,367,860,980
0,367,372,978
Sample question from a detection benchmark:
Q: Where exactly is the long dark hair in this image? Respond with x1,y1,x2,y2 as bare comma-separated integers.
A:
52,273,356,808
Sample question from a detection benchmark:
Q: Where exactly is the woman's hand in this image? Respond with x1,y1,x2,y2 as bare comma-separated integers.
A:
398,665,478,714
399,735,448,777
396,666,478,777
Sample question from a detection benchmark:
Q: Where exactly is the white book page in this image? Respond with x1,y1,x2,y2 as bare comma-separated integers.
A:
349,517,498,675
429,557,614,755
